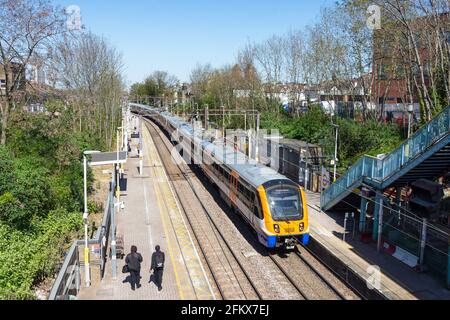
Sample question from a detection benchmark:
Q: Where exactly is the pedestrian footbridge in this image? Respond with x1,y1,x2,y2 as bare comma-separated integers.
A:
321,106,450,212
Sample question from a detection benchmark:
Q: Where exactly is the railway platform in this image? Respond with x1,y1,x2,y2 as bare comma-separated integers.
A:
77,121,215,300
306,191,450,300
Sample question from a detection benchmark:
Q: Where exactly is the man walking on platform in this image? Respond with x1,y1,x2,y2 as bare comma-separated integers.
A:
125,245,143,290
150,245,165,291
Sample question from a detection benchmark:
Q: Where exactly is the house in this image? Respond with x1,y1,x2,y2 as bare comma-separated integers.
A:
0,62,26,96
260,83,310,112
0,69,5,96
314,76,374,117
175,83,192,105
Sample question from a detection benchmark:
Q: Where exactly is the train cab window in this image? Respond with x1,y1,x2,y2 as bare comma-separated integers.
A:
266,186,303,221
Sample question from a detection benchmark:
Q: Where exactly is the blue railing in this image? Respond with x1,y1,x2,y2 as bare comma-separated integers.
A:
321,106,450,210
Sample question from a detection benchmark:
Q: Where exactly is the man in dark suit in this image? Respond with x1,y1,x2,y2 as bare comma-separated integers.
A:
125,245,143,290
150,245,165,291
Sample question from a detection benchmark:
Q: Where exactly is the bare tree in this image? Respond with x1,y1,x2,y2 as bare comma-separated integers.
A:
283,29,306,112
0,0,65,144
375,0,450,121
253,35,285,108
52,32,124,148
190,63,213,105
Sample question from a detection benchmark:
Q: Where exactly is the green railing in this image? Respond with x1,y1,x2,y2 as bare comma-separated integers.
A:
321,106,450,210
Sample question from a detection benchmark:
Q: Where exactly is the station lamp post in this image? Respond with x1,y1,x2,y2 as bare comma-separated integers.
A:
83,150,101,288
331,124,340,182
116,127,123,200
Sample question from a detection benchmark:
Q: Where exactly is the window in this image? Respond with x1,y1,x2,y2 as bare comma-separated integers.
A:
266,186,303,221
253,194,263,219
0,79,5,89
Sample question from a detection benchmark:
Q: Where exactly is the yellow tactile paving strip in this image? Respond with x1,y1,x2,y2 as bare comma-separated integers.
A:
143,126,215,300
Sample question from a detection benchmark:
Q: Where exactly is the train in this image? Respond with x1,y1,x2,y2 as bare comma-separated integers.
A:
136,105,309,250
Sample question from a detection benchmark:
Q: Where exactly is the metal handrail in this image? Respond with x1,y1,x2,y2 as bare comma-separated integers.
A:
48,241,79,300
48,180,115,300
322,106,450,209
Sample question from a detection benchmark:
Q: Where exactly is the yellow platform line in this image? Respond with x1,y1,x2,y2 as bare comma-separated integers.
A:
143,127,185,300
143,125,215,300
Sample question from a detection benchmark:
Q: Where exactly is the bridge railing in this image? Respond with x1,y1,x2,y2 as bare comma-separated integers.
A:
321,106,450,210
48,180,115,300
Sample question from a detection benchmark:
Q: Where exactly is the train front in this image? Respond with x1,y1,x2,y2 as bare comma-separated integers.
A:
257,180,309,250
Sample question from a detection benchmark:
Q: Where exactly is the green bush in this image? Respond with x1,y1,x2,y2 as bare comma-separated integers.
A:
0,210,82,300
0,106,103,299
261,107,404,172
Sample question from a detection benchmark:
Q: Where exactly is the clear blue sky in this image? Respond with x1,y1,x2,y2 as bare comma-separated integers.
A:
54,0,335,85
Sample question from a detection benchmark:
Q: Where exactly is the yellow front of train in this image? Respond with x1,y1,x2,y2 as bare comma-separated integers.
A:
257,183,309,249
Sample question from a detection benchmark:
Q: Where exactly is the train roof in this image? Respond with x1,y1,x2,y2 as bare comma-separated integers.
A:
157,109,294,188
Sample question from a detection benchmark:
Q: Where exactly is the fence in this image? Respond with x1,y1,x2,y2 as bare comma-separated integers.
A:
48,180,115,300
380,202,449,278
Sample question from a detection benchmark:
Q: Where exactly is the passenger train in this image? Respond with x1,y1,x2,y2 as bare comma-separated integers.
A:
138,105,309,250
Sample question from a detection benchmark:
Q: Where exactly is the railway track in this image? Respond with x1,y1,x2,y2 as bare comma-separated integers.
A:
145,119,261,300
269,247,360,300
143,116,360,300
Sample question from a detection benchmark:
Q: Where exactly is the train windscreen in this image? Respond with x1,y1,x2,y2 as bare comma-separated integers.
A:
266,186,303,221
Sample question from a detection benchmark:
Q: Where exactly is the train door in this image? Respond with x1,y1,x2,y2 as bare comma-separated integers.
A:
229,171,239,207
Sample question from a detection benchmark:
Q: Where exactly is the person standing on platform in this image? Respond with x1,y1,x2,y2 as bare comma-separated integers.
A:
125,245,143,290
150,245,165,291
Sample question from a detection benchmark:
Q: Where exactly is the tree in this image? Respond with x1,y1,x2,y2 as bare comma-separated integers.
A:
130,71,179,103
190,63,213,105
371,0,449,121
51,32,124,149
0,0,66,145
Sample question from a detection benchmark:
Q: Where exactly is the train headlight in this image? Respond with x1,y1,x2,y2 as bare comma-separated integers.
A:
274,224,280,234
299,222,305,232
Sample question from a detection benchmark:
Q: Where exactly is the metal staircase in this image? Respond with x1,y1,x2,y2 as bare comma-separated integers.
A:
321,106,450,212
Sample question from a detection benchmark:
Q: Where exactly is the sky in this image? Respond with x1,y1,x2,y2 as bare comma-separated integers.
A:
54,0,336,86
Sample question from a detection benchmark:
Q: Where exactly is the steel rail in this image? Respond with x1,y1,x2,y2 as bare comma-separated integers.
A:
144,118,263,300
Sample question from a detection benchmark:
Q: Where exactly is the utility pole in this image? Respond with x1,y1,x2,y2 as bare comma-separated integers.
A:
204,106,209,130
82,150,100,287
377,195,384,253
116,128,122,210
221,105,225,138
111,167,117,279
255,112,260,162
83,155,90,288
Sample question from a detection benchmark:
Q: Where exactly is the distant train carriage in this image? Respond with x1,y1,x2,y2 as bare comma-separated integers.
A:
147,108,309,250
